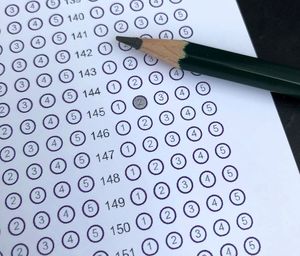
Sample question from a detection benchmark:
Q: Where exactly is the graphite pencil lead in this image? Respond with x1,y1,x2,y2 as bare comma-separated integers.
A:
115,36,142,49
116,37,187,67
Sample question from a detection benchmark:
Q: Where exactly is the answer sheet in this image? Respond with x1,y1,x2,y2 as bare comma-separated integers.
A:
1,0,300,255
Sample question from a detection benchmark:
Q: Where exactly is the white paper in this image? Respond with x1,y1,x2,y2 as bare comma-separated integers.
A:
1,0,300,255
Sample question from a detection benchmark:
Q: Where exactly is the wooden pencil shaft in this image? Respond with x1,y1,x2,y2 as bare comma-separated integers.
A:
115,37,300,96
181,42,300,95
183,43,300,85
180,56,300,95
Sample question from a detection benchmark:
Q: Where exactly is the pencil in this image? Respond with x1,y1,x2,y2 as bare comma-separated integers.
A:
116,36,300,96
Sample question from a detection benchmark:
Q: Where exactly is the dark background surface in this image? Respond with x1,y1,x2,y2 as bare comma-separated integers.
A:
237,0,300,170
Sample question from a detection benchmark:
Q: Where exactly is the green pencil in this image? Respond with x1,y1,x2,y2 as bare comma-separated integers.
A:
116,36,300,96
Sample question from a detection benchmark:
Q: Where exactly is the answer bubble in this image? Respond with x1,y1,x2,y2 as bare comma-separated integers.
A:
28,17,43,30
26,163,43,180
0,124,13,139
2,169,18,185
130,0,144,11
183,200,200,218
62,231,80,248
130,187,147,205
213,219,230,236
7,22,22,35
37,237,54,255
206,194,223,212
5,4,19,17
8,217,25,235
116,120,131,136
120,142,136,157
5,192,22,210
114,20,128,33
33,211,50,229
237,213,253,230
53,181,71,198
142,238,159,255
177,176,193,194
11,244,29,256
82,200,99,218
30,187,46,204
220,244,238,256
0,146,15,162
20,119,36,135
57,205,75,223
199,171,216,188
10,40,24,53
190,225,207,243
244,237,261,255
133,95,148,110
166,232,183,249
87,225,104,243
50,158,67,174
160,206,176,224
125,164,142,181
136,212,153,230
153,182,170,199
26,1,40,13
90,7,104,19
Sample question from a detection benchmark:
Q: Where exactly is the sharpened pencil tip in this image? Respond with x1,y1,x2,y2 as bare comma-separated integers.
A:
116,36,143,49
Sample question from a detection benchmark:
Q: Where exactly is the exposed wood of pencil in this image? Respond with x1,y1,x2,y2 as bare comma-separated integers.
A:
139,39,187,67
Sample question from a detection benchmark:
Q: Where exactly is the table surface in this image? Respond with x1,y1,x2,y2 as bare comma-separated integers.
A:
237,0,300,170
